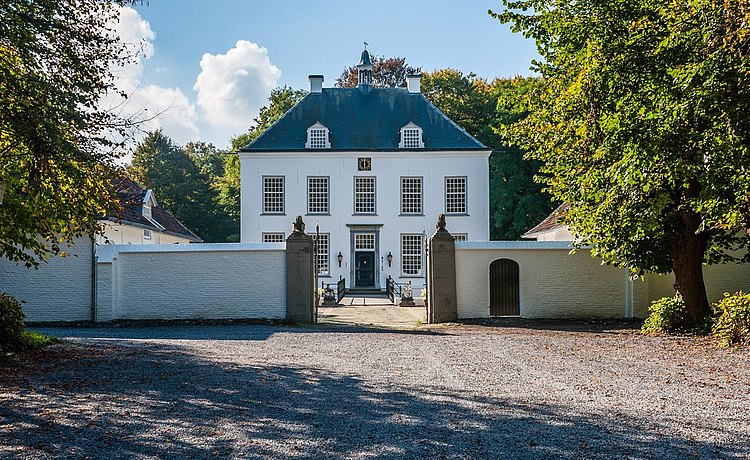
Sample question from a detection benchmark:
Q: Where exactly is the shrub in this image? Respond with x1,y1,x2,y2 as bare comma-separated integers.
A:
642,295,688,334
0,292,26,352
18,331,58,351
712,291,750,348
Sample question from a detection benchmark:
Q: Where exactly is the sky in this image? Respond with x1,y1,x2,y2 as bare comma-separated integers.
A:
111,0,539,151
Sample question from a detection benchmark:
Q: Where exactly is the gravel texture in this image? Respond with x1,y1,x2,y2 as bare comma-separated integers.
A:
1,321,749,459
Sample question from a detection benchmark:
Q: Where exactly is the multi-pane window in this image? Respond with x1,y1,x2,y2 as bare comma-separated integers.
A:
399,122,424,149
306,122,331,149
453,233,468,242
445,176,467,214
262,233,285,243
354,233,375,251
354,176,376,214
401,234,423,276
313,233,330,275
263,176,285,214
307,177,329,214
401,177,422,214
401,129,421,148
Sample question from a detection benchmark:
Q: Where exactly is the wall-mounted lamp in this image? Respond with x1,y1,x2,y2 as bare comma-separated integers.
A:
337,251,343,267
387,251,393,267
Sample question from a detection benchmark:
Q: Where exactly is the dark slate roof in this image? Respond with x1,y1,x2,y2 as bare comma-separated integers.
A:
108,176,203,242
358,50,372,66
241,87,487,152
522,203,570,238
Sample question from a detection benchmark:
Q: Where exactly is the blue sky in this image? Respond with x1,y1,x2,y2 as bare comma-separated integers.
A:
114,0,538,150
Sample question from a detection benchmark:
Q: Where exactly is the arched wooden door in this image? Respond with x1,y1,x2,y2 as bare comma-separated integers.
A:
489,259,520,316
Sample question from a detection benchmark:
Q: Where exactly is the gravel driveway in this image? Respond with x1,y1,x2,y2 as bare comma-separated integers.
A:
1,322,748,459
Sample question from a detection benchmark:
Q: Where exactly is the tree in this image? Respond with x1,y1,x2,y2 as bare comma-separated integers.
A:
0,0,136,267
129,131,227,243
336,56,421,88
422,69,554,239
222,86,307,233
488,77,555,240
231,86,308,150
495,0,750,327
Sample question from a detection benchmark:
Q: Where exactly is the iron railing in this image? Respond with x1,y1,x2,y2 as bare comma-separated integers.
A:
337,276,346,303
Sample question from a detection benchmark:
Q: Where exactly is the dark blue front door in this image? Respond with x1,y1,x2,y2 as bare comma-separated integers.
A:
355,252,375,287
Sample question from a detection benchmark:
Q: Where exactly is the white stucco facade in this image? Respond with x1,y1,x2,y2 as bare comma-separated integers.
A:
97,221,194,245
240,150,490,291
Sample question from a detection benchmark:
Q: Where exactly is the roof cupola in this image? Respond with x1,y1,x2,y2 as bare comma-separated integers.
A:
357,42,373,88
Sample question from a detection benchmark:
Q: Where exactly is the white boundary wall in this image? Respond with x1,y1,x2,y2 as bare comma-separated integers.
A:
95,243,286,322
0,239,94,322
455,241,750,319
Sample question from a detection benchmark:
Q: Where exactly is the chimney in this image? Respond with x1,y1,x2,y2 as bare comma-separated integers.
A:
308,75,324,93
407,74,421,94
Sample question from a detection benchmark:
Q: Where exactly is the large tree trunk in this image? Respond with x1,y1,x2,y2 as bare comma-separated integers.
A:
669,216,711,330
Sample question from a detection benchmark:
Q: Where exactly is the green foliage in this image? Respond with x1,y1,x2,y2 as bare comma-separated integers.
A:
129,131,230,243
422,69,554,239
231,86,308,151
0,0,137,267
219,86,307,238
0,292,25,352
18,331,58,351
335,56,421,88
494,0,750,325
642,295,689,334
712,291,750,348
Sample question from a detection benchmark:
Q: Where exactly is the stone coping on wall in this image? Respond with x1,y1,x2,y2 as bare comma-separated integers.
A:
96,242,285,262
455,241,576,250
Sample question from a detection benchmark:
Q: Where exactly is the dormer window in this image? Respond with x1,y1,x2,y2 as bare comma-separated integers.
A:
399,122,424,149
143,202,152,219
306,122,331,149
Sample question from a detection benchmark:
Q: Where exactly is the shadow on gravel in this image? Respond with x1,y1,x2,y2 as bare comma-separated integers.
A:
1,343,744,460
460,318,643,334
34,324,453,341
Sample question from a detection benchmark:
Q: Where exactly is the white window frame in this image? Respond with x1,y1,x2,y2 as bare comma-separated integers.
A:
399,122,424,149
445,176,467,214
453,233,468,242
400,177,423,215
354,233,376,251
313,233,330,276
263,176,285,214
306,122,331,149
262,232,285,243
354,176,376,214
307,176,329,214
143,228,152,240
400,233,423,277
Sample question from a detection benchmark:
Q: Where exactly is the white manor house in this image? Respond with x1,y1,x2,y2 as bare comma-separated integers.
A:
239,48,491,291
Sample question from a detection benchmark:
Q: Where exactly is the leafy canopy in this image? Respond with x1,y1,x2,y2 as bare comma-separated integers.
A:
0,0,136,267
336,56,421,88
494,0,750,270
494,0,750,325
422,69,554,239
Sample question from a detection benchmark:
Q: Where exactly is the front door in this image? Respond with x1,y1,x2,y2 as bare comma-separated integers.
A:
355,252,375,287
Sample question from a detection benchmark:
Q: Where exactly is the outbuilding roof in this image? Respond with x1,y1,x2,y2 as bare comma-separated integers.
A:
522,203,570,239
108,176,203,242
241,87,487,152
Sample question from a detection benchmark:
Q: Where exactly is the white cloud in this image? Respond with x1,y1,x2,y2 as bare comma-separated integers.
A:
102,10,282,152
194,40,281,131
104,6,199,153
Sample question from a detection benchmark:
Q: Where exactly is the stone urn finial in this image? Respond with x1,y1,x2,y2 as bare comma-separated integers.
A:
436,213,447,232
292,215,305,234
